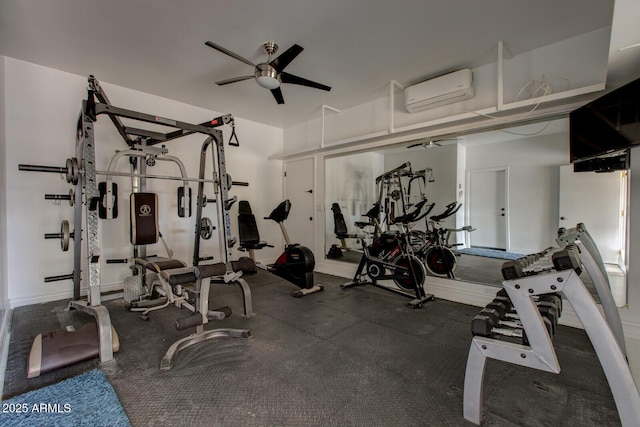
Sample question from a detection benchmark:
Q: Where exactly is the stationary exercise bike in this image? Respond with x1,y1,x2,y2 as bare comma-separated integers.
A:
410,202,474,279
410,202,460,279
342,200,434,308
238,199,323,297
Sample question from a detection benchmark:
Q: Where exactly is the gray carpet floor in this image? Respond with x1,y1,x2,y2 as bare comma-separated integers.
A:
3,270,621,426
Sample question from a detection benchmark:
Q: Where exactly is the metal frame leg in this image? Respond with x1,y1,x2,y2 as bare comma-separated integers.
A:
68,300,114,363
463,339,488,424
159,328,252,371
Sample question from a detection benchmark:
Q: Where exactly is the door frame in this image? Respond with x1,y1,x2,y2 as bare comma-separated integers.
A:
465,166,510,251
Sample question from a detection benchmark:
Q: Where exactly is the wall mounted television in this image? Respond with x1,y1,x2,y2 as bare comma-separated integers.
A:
570,76,640,171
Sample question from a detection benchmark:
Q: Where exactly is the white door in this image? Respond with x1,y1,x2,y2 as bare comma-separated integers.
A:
559,165,624,264
468,169,507,250
284,159,315,249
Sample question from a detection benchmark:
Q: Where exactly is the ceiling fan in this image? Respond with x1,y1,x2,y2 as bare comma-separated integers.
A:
205,40,331,104
407,138,456,149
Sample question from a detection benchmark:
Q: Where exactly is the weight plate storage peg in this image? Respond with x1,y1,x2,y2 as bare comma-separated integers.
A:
44,189,75,206
44,220,74,251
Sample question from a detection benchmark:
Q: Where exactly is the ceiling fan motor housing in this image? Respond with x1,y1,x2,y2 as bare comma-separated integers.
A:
255,63,281,89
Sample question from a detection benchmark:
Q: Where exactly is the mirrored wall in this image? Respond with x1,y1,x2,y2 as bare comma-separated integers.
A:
324,118,628,303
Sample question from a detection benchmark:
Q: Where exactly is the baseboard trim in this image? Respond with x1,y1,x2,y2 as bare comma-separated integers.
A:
9,282,124,308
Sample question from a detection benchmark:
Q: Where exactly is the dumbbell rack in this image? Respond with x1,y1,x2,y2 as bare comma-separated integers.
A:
463,225,640,426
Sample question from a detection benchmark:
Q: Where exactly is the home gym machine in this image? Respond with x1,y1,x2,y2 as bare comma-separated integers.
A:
463,223,640,426
342,200,434,308
374,162,435,228
375,162,412,226
238,199,324,297
19,75,253,374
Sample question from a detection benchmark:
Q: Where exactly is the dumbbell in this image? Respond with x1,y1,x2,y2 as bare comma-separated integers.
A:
472,308,523,336
490,294,559,335
471,308,529,345
472,308,553,345
495,289,563,316
539,294,563,314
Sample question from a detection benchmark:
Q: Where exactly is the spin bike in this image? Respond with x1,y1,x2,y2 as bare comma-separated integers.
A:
410,202,473,279
342,200,434,308
264,200,324,297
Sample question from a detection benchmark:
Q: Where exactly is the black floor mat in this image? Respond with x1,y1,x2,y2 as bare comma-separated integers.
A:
3,270,621,426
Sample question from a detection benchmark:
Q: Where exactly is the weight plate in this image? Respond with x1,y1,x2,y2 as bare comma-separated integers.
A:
65,157,79,185
60,220,70,251
200,217,213,240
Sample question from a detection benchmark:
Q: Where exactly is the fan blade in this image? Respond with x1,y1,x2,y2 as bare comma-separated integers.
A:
281,72,331,91
215,76,254,86
270,44,304,71
407,143,424,148
270,87,285,104
205,41,256,68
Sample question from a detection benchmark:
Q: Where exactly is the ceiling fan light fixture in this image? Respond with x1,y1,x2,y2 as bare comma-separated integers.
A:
255,64,281,89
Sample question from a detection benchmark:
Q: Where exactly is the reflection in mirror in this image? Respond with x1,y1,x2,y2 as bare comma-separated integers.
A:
324,117,628,305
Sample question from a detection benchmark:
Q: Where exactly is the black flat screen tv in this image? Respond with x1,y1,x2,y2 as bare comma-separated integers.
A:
570,76,640,165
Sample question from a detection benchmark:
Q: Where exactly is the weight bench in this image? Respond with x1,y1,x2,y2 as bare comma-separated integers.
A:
126,192,254,369
331,203,359,250
238,200,273,260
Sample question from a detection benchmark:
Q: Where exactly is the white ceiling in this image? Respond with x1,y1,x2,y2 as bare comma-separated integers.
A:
0,0,616,129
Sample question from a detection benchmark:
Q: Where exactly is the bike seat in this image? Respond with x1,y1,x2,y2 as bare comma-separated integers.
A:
363,203,381,220
354,221,373,229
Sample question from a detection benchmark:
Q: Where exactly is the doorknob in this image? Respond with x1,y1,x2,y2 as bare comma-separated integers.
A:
306,189,313,194
560,216,566,220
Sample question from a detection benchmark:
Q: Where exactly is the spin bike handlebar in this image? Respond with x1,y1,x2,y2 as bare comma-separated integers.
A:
430,202,461,222
391,199,435,225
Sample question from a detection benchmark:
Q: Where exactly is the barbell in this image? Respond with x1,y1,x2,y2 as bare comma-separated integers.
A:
19,158,249,187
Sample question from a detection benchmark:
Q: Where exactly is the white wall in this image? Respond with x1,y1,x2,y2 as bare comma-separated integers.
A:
283,28,611,153
0,55,8,316
4,58,284,307
465,133,567,254
622,147,640,378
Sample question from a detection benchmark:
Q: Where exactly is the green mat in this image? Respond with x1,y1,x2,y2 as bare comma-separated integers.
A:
0,369,130,427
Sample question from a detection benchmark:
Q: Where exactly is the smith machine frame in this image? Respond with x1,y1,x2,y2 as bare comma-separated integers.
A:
19,75,241,365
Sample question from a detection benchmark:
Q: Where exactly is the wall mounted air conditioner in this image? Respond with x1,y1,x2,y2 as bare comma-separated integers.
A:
404,69,474,113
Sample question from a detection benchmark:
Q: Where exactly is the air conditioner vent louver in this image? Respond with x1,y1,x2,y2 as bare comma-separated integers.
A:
404,69,474,113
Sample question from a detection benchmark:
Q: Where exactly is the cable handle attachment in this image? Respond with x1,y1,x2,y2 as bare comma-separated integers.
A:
207,114,239,146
